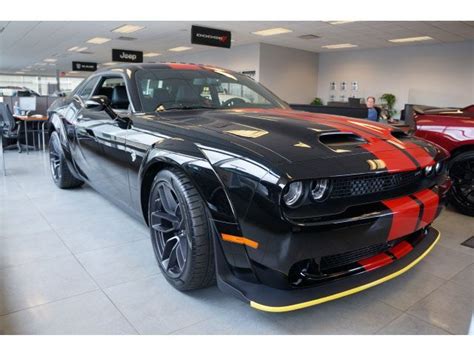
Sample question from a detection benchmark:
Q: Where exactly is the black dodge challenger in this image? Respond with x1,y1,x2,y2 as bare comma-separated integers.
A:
47,63,450,312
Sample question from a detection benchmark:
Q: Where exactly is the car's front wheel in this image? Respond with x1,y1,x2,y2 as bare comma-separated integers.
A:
49,131,84,189
448,151,474,216
149,168,216,290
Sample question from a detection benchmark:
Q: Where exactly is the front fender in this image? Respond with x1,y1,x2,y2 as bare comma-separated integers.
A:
138,139,276,272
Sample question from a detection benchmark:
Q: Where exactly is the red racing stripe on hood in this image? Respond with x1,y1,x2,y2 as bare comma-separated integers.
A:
267,110,419,172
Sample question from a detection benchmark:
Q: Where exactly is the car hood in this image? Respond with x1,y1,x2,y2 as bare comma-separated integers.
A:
135,108,439,175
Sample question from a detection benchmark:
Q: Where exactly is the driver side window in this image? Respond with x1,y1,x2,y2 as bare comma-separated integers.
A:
93,76,131,112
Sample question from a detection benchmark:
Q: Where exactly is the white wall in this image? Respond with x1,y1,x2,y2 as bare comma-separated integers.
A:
164,43,261,80
258,43,319,104
317,41,474,115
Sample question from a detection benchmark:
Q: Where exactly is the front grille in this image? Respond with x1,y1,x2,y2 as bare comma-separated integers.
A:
320,242,393,271
330,170,422,199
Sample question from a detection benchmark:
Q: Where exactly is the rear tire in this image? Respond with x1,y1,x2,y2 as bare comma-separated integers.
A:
448,151,474,216
49,131,84,189
149,168,216,291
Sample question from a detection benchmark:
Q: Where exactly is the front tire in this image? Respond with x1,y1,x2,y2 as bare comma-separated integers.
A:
49,131,84,189
448,151,474,216
149,168,216,291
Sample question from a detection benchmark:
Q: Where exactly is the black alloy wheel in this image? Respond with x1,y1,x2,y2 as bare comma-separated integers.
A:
49,140,62,183
149,168,216,290
151,180,188,278
448,151,474,216
48,131,84,189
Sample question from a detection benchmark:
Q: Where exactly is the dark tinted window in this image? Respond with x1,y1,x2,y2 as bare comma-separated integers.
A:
93,76,130,110
135,68,288,113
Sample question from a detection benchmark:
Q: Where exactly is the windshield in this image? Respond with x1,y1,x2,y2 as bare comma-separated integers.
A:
135,68,288,112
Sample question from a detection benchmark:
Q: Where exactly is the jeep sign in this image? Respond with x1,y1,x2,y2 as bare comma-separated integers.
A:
112,49,143,63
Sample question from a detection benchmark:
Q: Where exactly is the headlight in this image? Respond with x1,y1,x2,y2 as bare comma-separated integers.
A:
424,165,434,176
310,179,329,201
283,181,303,207
435,161,443,175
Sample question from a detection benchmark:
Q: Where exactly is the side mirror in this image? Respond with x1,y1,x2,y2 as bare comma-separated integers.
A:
84,95,109,111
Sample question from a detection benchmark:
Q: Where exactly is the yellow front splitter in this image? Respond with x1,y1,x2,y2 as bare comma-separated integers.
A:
250,231,440,313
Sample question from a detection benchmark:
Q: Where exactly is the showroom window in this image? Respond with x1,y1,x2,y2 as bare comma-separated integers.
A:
0,74,83,95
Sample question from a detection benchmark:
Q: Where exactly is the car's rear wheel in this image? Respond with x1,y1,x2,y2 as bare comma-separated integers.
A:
49,131,84,189
149,168,216,291
448,151,474,216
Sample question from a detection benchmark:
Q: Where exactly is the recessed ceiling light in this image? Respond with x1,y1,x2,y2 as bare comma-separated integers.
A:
15,71,25,74
252,27,293,36
68,46,80,51
328,21,356,25
87,37,111,44
112,24,145,34
102,62,117,66
389,36,433,43
43,58,57,63
144,52,161,57
322,43,358,49
168,46,192,52
76,47,88,52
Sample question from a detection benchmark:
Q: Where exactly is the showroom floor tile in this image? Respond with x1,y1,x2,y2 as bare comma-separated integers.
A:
0,291,137,335
0,150,472,334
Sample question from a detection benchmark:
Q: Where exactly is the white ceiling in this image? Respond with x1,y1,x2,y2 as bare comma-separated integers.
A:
0,21,473,77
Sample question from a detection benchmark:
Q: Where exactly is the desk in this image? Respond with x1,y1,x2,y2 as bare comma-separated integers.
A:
14,115,48,154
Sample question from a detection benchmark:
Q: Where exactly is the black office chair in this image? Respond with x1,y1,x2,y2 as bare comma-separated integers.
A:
0,103,23,152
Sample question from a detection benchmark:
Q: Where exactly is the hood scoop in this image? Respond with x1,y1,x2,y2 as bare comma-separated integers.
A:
319,132,367,150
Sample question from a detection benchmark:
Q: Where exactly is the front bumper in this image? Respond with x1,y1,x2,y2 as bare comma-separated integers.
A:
215,226,440,312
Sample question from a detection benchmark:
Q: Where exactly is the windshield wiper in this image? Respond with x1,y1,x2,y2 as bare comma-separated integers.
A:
156,104,218,112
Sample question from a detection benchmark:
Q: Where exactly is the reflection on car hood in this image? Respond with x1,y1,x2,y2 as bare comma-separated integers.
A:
134,108,438,173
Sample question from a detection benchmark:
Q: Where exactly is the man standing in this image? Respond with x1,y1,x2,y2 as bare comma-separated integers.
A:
366,96,380,122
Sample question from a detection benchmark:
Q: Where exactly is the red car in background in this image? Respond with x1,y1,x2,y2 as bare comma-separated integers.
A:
413,105,474,216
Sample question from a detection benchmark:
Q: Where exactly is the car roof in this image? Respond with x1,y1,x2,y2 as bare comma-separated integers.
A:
94,62,236,75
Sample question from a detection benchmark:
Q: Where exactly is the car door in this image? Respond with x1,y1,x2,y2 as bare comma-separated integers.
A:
73,75,133,208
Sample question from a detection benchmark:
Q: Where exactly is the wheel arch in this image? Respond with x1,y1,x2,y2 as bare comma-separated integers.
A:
139,150,239,228
449,144,474,160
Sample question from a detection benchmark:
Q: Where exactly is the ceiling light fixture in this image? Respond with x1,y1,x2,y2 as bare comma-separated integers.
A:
112,24,145,34
68,46,79,51
322,43,358,49
252,27,293,36
328,21,356,25
143,52,161,57
102,62,117,66
388,36,434,43
76,47,88,52
86,37,111,44
15,71,25,74
43,58,57,63
168,46,192,52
